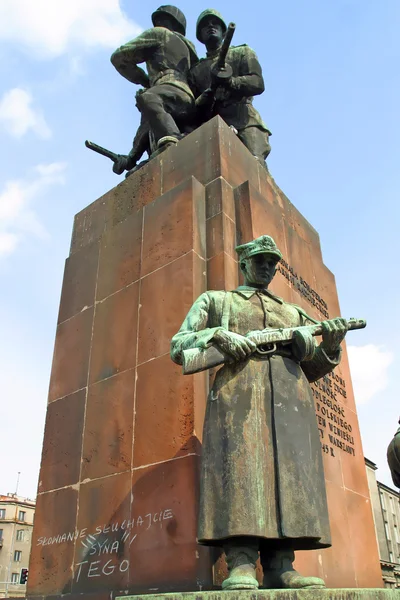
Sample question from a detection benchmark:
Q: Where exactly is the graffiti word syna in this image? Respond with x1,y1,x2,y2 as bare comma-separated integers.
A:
36,508,174,547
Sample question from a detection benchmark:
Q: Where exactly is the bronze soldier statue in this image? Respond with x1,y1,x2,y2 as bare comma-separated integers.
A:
190,9,271,169
171,235,351,591
110,5,198,175
387,420,400,488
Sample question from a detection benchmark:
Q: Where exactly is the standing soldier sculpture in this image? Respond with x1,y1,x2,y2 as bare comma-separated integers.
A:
171,235,365,590
190,9,271,169
387,419,400,488
109,5,198,175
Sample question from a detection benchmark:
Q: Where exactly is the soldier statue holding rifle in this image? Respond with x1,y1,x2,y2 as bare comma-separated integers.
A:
189,9,272,169
171,235,365,591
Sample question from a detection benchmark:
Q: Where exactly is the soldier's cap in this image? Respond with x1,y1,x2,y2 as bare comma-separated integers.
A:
235,235,283,262
196,9,227,42
152,5,187,36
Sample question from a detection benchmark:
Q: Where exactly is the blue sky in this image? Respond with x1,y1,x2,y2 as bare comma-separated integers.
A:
0,0,398,499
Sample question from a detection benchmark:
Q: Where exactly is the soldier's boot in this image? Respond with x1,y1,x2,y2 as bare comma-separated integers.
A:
148,133,184,160
222,538,259,590
261,549,325,589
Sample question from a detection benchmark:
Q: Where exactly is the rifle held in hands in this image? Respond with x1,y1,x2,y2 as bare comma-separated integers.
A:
182,317,366,375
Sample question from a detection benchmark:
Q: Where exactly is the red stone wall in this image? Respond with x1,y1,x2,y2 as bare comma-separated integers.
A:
28,118,382,600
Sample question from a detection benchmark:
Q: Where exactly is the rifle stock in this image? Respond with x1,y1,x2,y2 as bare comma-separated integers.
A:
181,318,366,375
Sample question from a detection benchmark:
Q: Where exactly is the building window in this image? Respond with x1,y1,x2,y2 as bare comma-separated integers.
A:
381,492,386,510
390,496,396,514
14,550,21,562
394,525,400,544
389,551,394,562
385,521,391,541
0,509,5,519
0,529,3,539
11,573,19,584
16,530,24,542
18,511,26,522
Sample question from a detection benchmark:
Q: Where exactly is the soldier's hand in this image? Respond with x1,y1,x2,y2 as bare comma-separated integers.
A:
212,70,232,88
113,155,129,175
213,329,257,361
215,87,231,102
320,318,348,355
195,88,214,108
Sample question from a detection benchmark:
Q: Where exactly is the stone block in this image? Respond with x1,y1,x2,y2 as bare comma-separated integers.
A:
27,487,78,596
142,177,206,277
128,455,213,592
72,472,132,593
58,241,99,324
138,252,206,365
82,369,135,480
96,209,143,302
89,282,139,384
38,389,86,493
48,307,94,402
133,354,204,468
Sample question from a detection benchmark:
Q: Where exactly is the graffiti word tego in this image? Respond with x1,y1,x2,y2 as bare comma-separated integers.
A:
75,558,129,581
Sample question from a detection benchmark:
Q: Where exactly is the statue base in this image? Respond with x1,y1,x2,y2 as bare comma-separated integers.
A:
117,591,397,600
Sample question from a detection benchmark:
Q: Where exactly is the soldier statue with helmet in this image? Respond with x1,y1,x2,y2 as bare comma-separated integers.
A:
109,5,198,176
388,419,400,488
189,9,272,170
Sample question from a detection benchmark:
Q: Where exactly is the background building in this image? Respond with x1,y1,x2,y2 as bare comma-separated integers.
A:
365,458,400,589
0,494,35,598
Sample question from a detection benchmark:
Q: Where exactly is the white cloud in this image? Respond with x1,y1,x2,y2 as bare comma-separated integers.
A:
0,162,67,257
348,344,394,405
0,0,142,58
0,88,51,139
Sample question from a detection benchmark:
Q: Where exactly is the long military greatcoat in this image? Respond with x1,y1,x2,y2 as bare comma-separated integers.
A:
171,286,341,550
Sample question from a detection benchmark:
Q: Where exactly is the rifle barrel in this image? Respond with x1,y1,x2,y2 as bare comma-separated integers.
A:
216,22,236,71
85,140,119,162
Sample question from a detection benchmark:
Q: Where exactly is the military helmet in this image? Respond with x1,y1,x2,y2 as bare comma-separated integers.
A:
196,8,227,42
151,5,187,36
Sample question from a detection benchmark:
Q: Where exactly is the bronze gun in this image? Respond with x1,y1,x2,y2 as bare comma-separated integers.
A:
85,140,121,165
212,22,236,84
206,22,236,118
181,317,366,375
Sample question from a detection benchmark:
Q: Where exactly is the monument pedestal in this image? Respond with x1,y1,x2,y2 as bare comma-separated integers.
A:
117,592,398,600
28,118,384,600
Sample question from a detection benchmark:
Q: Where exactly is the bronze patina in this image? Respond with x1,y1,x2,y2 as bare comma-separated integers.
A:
171,235,362,591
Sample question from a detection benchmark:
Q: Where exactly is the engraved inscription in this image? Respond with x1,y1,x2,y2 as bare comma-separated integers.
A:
277,258,329,318
312,371,356,459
